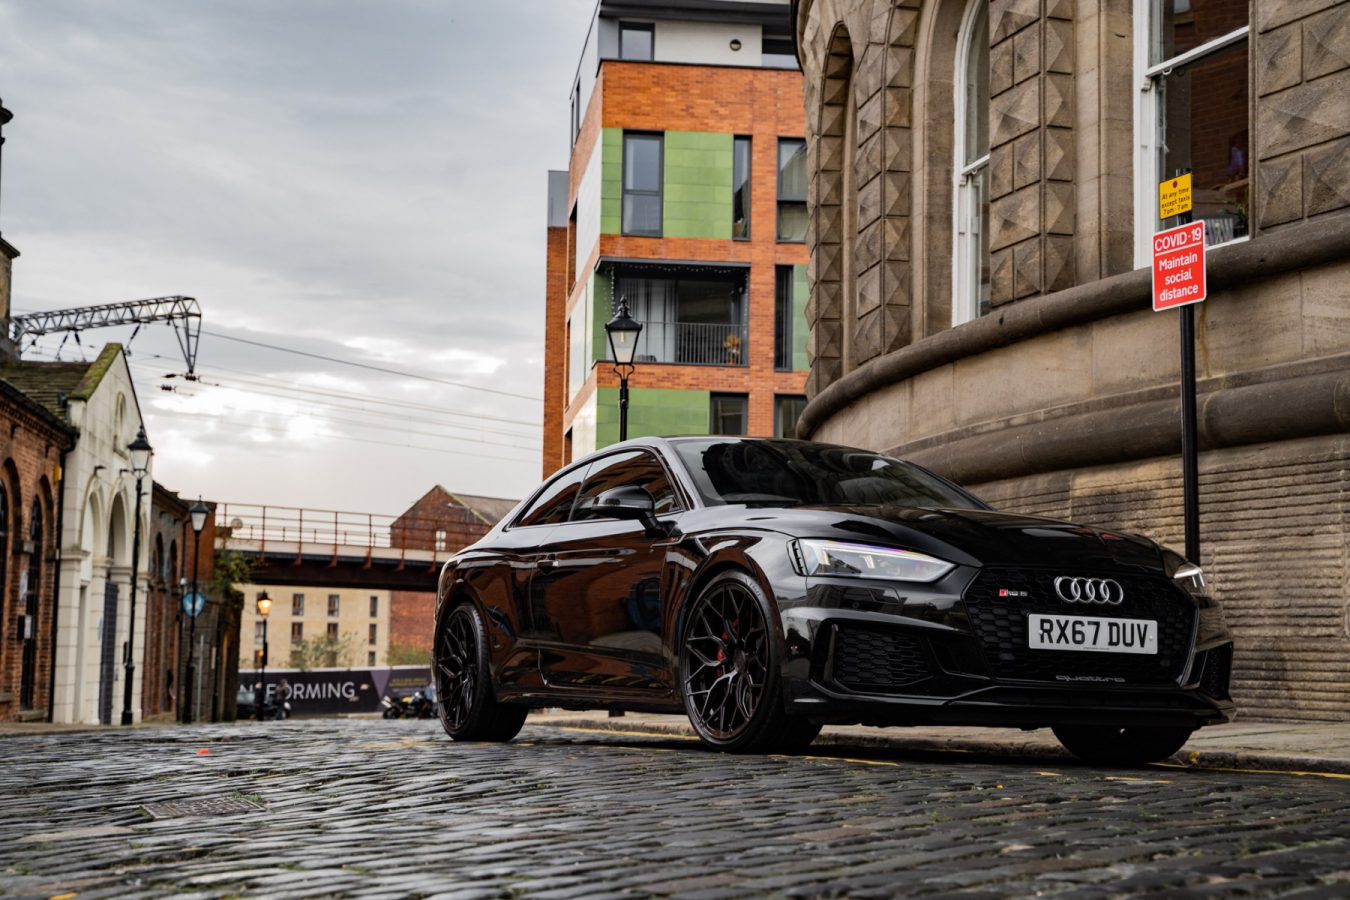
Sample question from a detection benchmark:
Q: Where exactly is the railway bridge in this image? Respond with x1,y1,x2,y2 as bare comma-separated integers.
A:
213,503,453,592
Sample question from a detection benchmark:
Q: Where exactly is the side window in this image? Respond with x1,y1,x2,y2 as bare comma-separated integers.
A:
516,464,589,527
573,451,680,520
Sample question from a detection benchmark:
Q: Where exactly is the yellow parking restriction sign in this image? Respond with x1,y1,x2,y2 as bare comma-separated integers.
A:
1159,173,1193,220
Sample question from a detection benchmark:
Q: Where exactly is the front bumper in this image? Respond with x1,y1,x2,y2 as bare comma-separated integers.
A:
778,582,1236,730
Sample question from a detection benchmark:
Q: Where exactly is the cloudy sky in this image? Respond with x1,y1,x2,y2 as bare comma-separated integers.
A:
0,0,594,513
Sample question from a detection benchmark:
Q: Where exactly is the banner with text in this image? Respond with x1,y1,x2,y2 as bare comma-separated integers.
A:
240,665,431,716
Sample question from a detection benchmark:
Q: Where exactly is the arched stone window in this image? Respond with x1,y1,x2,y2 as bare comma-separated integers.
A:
952,0,990,325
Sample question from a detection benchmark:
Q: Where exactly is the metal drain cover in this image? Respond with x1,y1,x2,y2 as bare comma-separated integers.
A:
143,796,266,819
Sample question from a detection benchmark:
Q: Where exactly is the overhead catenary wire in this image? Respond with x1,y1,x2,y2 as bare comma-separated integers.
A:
19,345,543,453
150,396,540,453
201,329,542,403
128,361,543,445
126,350,542,431
142,406,538,465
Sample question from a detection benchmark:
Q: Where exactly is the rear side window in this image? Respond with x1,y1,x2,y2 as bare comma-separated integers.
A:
516,464,589,527
573,450,680,519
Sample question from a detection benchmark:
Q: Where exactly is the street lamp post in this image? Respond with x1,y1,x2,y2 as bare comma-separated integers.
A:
255,591,272,722
182,498,209,724
119,427,152,726
605,296,643,442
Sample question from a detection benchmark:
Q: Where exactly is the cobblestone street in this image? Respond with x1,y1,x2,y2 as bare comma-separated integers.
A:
3,718,1349,898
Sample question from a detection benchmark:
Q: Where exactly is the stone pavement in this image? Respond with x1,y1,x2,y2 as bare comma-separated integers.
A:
3,718,1350,898
530,713,1350,776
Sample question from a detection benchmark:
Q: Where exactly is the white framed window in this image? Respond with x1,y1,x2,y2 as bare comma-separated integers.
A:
1133,0,1249,267
952,0,990,326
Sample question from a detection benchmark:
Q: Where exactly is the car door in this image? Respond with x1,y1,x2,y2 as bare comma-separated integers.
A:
532,450,683,695
475,462,589,690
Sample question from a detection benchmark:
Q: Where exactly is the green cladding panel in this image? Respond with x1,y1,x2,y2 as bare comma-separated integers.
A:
592,268,613,362
792,264,809,372
602,129,733,239
600,128,623,235
663,131,733,239
595,387,712,449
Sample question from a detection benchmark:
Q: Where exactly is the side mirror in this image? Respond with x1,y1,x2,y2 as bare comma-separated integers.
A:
591,486,670,536
592,485,654,519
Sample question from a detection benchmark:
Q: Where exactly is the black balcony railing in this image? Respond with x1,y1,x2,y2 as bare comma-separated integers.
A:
634,321,748,366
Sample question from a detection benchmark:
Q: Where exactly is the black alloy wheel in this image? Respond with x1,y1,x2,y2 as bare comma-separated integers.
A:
679,570,820,753
1052,723,1195,766
434,602,527,742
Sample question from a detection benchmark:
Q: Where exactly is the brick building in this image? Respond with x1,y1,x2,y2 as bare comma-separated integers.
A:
792,0,1350,720
388,488,518,658
0,240,76,721
543,0,811,475
144,487,238,723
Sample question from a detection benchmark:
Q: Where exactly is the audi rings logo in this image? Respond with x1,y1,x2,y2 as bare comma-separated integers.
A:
1053,576,1124,605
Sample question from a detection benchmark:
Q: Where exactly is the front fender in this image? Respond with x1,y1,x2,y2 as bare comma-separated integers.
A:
663,528,804,661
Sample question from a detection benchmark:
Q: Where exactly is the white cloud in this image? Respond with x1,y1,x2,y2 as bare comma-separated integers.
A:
1,0,588,510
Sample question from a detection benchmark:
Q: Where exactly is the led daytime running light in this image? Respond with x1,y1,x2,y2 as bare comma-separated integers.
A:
795,539,954,583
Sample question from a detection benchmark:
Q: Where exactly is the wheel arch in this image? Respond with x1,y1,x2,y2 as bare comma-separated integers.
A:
668,533,788,652
434,566,522,698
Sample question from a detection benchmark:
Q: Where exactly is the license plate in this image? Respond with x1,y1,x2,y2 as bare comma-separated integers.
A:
1027,614,1157,655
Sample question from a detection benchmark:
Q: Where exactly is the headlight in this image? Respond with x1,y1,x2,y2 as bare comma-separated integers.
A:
1173,563,1206,594
1163,551,1214,606
793,539,954,583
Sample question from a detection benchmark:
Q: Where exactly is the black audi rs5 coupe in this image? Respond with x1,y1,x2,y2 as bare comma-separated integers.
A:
432,437,1234,764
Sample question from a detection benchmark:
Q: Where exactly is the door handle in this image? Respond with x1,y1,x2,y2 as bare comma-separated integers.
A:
536,556,556,572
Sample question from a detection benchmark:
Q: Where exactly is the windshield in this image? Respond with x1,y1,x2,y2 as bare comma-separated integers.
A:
672,439,986,510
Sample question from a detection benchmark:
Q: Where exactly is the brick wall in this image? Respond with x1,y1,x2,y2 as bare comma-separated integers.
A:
543,226,570,478
389,590,436,660
0,392,71,723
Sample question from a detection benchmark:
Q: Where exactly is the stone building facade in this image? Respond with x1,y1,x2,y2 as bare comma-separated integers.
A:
792,0,1350,720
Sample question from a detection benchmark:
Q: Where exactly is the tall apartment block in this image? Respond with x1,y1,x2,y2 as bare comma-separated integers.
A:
542,0,808,476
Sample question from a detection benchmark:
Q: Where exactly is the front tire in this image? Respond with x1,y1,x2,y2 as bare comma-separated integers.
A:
1053,724,1194,766
678,570,820,754
435,602,527,742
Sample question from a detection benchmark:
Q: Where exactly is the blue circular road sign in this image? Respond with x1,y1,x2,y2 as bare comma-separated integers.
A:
182,592,206,617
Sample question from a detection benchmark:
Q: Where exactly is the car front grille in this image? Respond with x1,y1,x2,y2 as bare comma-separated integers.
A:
962,567,1196,686
1196,642,1234,699
831,625,932,692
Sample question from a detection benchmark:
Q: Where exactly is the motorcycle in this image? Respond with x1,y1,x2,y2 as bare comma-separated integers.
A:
237,687,292,720
381,685,436,719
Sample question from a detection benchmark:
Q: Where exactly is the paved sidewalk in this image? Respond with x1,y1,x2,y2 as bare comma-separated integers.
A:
529,712,1350,775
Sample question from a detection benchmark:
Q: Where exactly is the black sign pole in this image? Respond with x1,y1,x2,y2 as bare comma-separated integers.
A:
1177,186,1200,564
1179,303,1200,563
